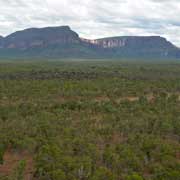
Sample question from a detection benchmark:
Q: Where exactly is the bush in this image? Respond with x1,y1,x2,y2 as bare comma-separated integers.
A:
126,173,144,180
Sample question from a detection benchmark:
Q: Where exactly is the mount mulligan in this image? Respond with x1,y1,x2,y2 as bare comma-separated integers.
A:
0,26,180,59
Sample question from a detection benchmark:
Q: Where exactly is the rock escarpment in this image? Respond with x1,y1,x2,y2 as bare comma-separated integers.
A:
0,26,180,59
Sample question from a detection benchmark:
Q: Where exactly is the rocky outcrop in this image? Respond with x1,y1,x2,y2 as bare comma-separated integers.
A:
81,38,99,45
89,37,126,48
81,37,126,48
85,36,175,49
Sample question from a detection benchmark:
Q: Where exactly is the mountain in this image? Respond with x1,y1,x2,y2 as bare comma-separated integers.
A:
0,26,100,58
1,26,80,49
0,36,3,48
0,26,180,59
90,36,180,58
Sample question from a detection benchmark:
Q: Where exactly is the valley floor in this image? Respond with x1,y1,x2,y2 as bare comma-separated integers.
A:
0,60,180,180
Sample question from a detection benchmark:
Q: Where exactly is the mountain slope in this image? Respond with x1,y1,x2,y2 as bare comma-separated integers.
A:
0,26,180,59
0,36,3,49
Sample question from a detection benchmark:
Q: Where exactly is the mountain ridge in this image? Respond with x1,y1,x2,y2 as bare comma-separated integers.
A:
0,26,180,59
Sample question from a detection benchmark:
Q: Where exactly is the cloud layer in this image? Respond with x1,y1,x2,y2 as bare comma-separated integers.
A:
0,0,180,46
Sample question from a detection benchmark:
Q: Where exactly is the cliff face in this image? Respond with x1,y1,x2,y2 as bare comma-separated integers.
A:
83,38,126,48
88,36,175,49
0,26,180,59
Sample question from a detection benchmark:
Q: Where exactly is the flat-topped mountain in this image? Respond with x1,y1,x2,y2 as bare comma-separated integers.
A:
93,36,175,49
91,36,180,58
1,26,80,49
0,26,180,59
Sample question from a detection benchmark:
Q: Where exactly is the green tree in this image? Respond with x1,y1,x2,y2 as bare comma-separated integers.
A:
90,167,116,180
51,169,66,180
0,144,5,164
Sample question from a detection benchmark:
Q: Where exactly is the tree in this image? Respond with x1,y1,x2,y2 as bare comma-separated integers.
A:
90,167,116,180
51,169,66,180
0,144,5,164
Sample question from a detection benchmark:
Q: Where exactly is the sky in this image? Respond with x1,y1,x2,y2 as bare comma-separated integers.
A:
0,0,180,46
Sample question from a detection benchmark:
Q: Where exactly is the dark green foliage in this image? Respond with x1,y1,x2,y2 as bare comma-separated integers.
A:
90,167,116,180
0,144,5,164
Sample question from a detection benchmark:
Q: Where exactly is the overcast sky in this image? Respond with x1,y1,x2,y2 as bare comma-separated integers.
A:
0,0,180,46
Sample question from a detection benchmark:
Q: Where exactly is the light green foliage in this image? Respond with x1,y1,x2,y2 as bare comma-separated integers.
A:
10,160,26,180
126,173,143,180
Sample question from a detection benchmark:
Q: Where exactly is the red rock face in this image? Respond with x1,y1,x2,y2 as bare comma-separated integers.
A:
81,38,127,48
94,39,126,48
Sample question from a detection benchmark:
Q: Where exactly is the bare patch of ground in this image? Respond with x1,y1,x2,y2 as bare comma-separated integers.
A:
0,149,34,180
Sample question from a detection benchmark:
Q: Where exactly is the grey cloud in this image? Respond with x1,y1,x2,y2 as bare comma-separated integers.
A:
1,0,27,7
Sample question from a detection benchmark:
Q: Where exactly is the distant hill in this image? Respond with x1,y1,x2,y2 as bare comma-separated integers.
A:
0,26,180,59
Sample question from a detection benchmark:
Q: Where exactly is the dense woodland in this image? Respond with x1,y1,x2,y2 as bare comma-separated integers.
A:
0,60,180,180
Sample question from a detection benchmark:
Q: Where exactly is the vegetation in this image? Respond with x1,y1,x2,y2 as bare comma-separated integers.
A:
0,59,179,180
